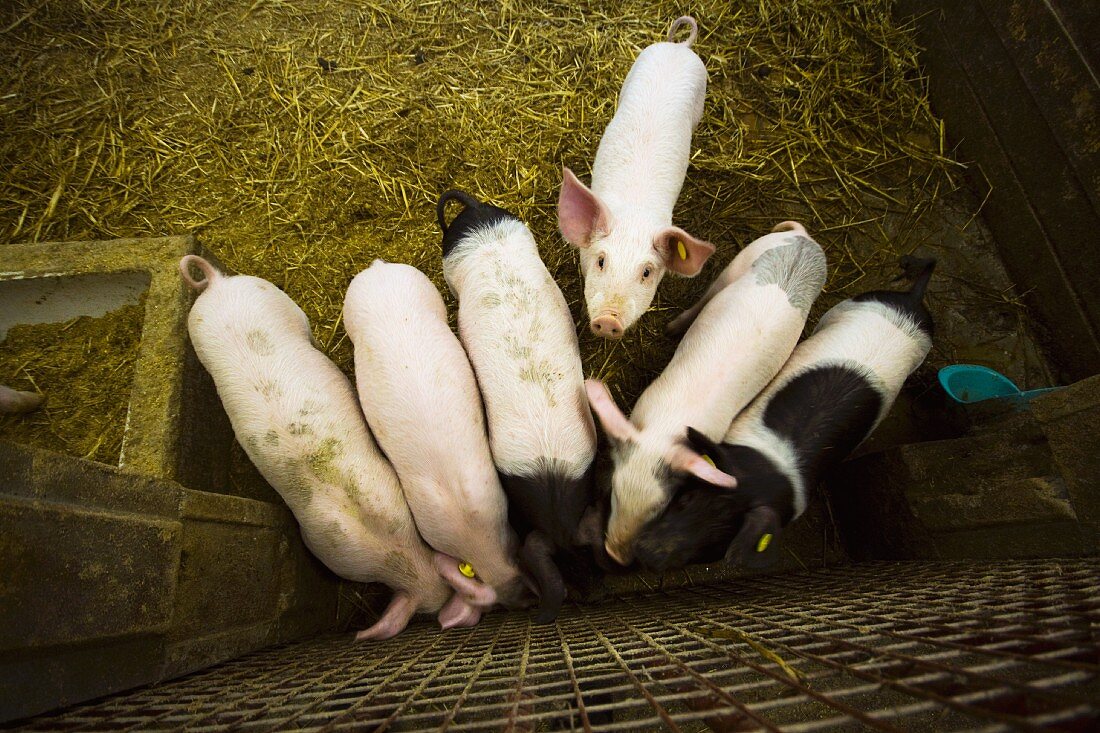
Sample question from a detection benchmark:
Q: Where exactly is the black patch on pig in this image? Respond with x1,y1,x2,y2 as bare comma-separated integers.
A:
634,444,793,573
436,190,518,258
501,459,597,623
762,364,884,485
852,256,937,337
635,364,883,573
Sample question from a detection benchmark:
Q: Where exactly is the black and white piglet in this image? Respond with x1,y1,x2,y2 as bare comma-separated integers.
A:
633,257,936,572
438,190,598,623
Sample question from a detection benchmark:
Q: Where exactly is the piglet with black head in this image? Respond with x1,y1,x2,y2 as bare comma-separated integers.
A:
634,257,937,572
438,190,599,623
589,221,827,567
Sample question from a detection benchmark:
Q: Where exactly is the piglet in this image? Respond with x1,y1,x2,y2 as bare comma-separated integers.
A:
558,16,713,338
343,260,529,623
633,257,937,571
179,255,455,640
588,222,827,566
0,386,43,414
438,190,598,623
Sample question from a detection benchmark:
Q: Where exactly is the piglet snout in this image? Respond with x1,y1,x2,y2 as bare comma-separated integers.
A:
604,540,632,567
590,314,624,339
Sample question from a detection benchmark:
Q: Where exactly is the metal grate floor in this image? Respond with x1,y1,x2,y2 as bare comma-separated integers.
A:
13,560,1100,732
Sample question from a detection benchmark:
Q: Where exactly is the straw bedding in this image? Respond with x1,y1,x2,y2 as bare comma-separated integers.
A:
0,0,960,457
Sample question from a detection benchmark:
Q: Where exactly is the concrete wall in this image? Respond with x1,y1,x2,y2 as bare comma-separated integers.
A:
0,441,343,723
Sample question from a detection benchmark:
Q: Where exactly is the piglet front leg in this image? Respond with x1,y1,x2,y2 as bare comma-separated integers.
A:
355,592,417,642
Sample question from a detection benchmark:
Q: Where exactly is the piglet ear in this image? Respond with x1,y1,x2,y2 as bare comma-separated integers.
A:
558,167,611,248
656,226,715,276
584,380,639,444
668,442,737,488
724,506,782,569
433,553,498,609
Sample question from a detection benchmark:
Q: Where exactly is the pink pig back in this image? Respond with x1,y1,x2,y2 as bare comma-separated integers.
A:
633,227,828,444
342,260,522,598
592,39,707,217
185,265,448,614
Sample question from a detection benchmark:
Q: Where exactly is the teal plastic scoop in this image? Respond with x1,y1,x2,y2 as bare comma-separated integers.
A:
938,364,1060,405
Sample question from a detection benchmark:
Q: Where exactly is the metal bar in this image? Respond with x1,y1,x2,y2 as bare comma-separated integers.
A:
13,560,1099,732
501,618,533,733
756,595,1099,672
436,619,510,731
554,622,594,733
680,599,1081,731
621,599,910,733
182,636,417,732
578,608,684,732
734,599,1097,708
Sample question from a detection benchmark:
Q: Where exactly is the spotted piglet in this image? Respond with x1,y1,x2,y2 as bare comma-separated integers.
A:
179,255,457,640
587,222,827,566
438,190,598,623
633,258,937,572
558,16,713,338
343,260,529,627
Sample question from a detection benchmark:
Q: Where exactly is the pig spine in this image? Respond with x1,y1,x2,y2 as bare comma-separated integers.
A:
442,213,595,480
343,260,525,608
592,27,706,224
179,255,450,640
440,192,597,621
602,225,827,562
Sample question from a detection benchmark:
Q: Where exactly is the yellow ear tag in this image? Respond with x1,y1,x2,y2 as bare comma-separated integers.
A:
756,533,773,553
676,240,688,260
701,454,715,467
458,561,476,579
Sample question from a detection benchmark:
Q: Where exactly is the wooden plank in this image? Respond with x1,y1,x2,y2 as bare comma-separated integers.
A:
978,0,1100,215
935,1,1100,331
1045,0,1100,75
897,0,1100,379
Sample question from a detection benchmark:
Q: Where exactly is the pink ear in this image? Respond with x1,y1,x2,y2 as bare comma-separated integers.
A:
584,380,639,443
437,593,482,630
655,226,715,276
432,553,498,608
558,167,611,248
668,444,738,488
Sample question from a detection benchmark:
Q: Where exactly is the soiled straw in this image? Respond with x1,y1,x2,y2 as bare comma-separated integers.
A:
0,0,959,411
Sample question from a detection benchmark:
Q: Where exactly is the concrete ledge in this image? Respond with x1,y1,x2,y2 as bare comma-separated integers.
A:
1,235,233,489
0,442,342,724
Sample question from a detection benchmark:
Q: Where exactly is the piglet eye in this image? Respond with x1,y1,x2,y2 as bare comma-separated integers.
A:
597,254,606,270
642,266,652,279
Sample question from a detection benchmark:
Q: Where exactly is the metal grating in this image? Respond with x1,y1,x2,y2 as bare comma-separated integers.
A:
12,560,1099,732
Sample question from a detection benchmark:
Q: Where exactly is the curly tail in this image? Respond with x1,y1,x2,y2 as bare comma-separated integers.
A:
667,16,698,46
436,190,482,236
898,255,937,303
771,220,807,236
179,255,221,293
